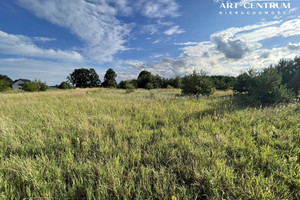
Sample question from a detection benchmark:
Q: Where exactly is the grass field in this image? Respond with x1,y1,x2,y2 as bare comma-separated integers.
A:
0,88,299,199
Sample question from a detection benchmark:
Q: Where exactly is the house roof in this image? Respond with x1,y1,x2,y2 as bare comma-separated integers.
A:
12,79,31,84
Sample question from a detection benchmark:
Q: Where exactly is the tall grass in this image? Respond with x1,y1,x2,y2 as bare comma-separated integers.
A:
0,88,299,199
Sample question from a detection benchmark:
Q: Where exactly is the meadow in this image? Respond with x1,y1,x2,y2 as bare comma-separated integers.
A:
0,88,299,199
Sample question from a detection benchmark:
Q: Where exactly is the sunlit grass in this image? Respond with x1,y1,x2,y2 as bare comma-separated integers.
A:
0,88,299,199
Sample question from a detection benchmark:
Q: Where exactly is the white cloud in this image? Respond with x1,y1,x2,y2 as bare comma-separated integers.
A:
210,18,300,59
175,42,198,46
18,0,131,63
164,25,185,35
127,60,148,70
137,0,180,18
0,30,83,61
33,37,56,42
235,18,300,42
117,71,138,80
126,18,300,77
17,0,181,62
142,25,160,35
287,42,300,50
153,39,162,44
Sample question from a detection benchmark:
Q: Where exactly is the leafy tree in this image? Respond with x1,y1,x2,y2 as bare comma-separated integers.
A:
181,71,213,96
0,74,13,85
39,81,48,91
0,74,13,91
0,80,9,91
102,68,117,88
152,75,163,88
23,80,48,92
58,81,72,89
67,68,100,88
137,70,153,88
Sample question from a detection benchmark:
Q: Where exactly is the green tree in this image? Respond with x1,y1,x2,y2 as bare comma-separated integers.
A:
137,70,153,88
23,80,48,92
67,68,101,88
249,67,295,105
288,71,300,96
145,82,154,90
210,76,236,90
124,83,135,93
275,56,300,96
102,68,117,88
181,71,213,96
173,75,182,88
233,68,257,93
0,74,13,91
58,81,72,89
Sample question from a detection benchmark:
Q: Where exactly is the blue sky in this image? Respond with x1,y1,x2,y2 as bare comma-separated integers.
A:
0,0,299,85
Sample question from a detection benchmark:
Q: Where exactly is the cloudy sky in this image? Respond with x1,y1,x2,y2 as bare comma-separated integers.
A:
0,0,299,85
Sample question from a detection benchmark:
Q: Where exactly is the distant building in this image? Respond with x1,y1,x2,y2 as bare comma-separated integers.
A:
12,79,31,89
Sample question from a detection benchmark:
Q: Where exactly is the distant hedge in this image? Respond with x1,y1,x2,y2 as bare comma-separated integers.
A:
23,80,48,92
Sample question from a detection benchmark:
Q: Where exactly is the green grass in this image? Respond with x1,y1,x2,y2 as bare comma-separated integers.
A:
0,88,299,199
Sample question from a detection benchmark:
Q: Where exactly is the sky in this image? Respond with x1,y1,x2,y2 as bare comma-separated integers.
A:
0,0,299,85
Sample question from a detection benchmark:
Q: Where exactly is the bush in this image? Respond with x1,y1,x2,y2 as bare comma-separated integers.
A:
249,68,295,105
39,82,48,91
234,66,295,105
23,80,48,92
0,74,13,92
181,71,213,96
145,82,154,90
125,83,135,93
0,79,11,92
58,82,72,89
233,68,257,93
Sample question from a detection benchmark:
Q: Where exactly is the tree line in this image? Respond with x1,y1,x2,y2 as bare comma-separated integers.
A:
0,56,299,105
65,68,236,92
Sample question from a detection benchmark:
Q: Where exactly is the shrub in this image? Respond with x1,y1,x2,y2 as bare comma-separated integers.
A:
233,68,257,93
58,81,72,89
181,71,213,96
145,82,154,90
125,83,135,93
39,82,48,91
0,74,13,92
249,67,295,105
0,79,10,92
23,80,48,92
235,66,295,105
